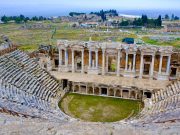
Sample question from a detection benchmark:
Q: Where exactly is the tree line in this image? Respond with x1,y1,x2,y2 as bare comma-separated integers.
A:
164,14,179,21
119,15,162,28
1,15,47,23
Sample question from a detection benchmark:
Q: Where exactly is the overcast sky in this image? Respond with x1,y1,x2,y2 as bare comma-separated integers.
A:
0,0,180,16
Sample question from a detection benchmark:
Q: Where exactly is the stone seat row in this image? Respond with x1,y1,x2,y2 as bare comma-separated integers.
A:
152,80,180,103
136,79,180,123
0,96,66,121
5,50,58,85
0,50,68,121
0,80,52,111
0,51,61,101
0,63,54,102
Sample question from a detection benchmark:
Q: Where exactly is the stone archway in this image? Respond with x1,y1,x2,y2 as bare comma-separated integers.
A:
122,90,129,98
108,88,114,96
130,91,136,99
94,87,100,95
74,85,79,92
80,85,86,93
137,90,143,99
115,89,121,97
101,88,107,95
88,87,93,94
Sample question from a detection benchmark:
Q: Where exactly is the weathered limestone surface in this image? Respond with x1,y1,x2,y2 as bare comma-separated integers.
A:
0,112,180,135
50,72,170,90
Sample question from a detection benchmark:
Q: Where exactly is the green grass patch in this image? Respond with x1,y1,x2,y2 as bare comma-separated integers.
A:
142,36,180,48
59,93,143,122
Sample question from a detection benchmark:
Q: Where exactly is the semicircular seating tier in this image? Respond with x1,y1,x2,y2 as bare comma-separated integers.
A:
133,79,180,123
0,50,68,121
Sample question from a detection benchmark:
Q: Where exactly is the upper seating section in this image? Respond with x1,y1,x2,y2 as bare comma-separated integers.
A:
0,50,61,103
0,50,68,121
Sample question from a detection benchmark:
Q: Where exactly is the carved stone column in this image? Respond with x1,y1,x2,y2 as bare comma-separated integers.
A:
106,55,109,72
158,55,163,74
58,47,62,72
166,55,171,74
132,53,136,71
150,55,155,78
59,48,62,66
89,49,92,68
72,49,75,73
65,48,68,67
139,54,144,78
117,49,121,76
125,52,128,71
95,50,98,68
102,49,105,75
81,49,84,73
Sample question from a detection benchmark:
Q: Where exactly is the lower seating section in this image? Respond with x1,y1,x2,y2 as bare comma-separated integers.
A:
136,79,180,123
0,50,68,121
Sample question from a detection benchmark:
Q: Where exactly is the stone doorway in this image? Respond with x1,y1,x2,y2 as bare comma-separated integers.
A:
170,67,177,77
54,59,59,68
62,79,68,90
101,88,107,95
144,92,152,98
122,90,129,98
94,87,100,95
115,90,121,97
88,87,93,94
80,86,86,93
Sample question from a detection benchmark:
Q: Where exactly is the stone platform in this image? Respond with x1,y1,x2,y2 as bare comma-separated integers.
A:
50,71,170,90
